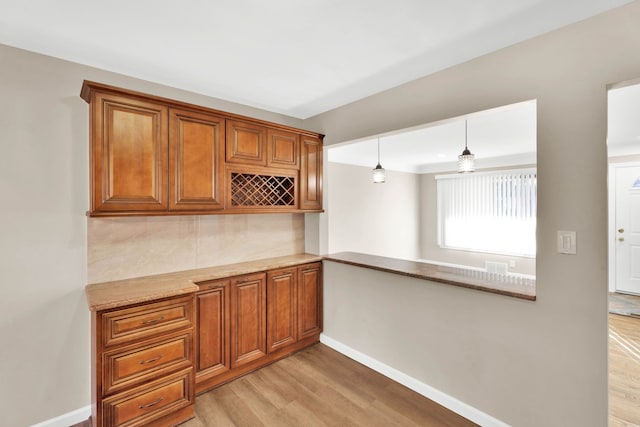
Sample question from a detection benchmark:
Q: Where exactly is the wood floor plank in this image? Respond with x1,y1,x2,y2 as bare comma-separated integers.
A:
244,369,296,410
204,386,266,427
279,399,331,427
183,344,477,426
609,313,640,426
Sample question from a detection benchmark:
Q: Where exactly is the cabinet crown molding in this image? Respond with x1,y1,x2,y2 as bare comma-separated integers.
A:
80,80,324,138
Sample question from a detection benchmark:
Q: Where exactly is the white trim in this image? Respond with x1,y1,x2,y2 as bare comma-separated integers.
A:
435,167,536,180
30,405,91,427
608,164,617,293
320,334,511,427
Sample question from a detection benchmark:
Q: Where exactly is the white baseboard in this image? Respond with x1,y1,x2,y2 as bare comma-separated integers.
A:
30,405,91,427
320,334,510,427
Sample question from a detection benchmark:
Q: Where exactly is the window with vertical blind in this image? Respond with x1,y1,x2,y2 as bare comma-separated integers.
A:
436,168,537,257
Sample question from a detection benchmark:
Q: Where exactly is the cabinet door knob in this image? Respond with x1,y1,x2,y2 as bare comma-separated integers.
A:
619,237,625,242
618,228,625,233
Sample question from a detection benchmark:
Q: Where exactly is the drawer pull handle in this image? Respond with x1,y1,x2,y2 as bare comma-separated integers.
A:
141,316,165,325
138,397,163,410
139,355,163,365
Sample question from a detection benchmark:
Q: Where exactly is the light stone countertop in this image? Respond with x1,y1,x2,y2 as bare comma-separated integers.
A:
85,253,323,311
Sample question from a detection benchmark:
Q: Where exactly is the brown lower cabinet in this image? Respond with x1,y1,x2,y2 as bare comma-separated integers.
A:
91,295,196,427
195,262,322,394
230,272,268,367
298,262,323,339
90,261,321,426
267,267,298,353
195,280,231,385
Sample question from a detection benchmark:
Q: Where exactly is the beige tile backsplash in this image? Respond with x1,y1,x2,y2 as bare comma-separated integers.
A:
88,214,305,283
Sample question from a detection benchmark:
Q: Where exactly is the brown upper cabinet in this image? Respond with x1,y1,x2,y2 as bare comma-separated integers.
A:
169,108,225,211
87,91,169,213
81,81,323,216
267,129,299,170
225,120,268,166
300,136,323,211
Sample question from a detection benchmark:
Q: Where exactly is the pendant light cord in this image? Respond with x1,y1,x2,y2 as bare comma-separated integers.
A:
465,120,468,149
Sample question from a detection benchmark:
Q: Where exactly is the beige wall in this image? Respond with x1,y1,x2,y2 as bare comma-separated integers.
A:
308,2,640,426
0,43,309,426
327,162,420,260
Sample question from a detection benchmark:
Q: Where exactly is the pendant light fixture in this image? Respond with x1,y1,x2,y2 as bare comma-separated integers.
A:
372,138,385,183
457,120,475,173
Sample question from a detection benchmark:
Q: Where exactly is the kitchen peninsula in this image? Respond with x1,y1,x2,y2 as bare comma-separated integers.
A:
324,252,536,301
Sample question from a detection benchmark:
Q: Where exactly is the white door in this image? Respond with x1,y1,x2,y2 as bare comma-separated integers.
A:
615,165,640,294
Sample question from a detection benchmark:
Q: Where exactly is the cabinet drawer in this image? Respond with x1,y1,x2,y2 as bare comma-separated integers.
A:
103,332,192,395
101,368,193,427
102,296,194,347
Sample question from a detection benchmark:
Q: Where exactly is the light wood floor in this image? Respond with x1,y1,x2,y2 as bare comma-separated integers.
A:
609,313,640,427
73,318,640,427
183,344,477,427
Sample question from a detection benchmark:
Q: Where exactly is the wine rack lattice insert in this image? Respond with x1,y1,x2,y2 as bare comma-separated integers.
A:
231,173,296,206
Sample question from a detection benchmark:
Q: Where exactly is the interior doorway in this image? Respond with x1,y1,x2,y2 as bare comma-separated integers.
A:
610,163,640,295
607,79,640,294
607,79,640,426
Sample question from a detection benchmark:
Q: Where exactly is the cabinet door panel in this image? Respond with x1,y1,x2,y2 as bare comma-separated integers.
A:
267,129,299,169
170,109,225,210
267,268,297,353
93,93,168,212
298,263,322,339
226,120,267,166
196,281,230,381
300,136,323,211
230,273,267,367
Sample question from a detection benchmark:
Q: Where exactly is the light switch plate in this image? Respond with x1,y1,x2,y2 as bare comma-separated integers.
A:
557,230,577,254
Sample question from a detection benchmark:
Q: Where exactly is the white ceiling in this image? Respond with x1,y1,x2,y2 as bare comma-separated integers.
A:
329,81,640,174
608,82,640,156
0,0,633,119
328,100,537,174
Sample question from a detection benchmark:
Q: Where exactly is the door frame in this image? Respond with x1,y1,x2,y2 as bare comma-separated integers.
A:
608,161,640,292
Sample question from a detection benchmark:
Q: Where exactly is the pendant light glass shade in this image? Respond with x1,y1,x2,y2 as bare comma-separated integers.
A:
372,138,385,183
458,120,475,173
372,164,385,183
